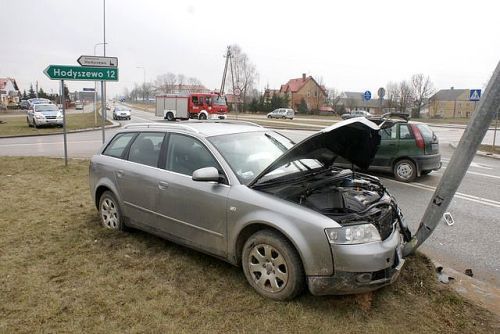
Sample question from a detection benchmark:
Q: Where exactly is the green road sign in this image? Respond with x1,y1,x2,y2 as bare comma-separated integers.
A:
43,65,119,81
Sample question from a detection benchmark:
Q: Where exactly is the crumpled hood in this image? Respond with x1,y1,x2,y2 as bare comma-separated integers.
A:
249,117,381,187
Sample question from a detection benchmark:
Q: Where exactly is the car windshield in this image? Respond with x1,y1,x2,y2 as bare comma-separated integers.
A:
209,131,296,184
212,96,226,106
36,105,58,112
115,106,128,111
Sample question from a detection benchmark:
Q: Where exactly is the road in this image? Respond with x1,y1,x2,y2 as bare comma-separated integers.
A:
1,105,498,285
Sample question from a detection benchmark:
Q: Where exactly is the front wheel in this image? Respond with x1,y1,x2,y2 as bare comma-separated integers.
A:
98,191,125,231
394,159,417,182
242,230,304,301
27,117,32,127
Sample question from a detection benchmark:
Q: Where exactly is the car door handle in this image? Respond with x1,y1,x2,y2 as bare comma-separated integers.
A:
158,181,169,190
116,170,124,178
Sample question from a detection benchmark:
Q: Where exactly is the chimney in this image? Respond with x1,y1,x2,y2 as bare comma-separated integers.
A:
302,73,306,81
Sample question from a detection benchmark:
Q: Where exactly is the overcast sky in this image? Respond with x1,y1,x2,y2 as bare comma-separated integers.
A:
1,0,499,97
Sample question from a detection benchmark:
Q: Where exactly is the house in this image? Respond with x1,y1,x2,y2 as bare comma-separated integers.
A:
338,91,389,114
279,73,327,111
428,88,477,118
0,78,20,107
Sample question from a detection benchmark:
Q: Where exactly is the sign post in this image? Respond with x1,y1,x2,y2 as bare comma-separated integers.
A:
60,79,68,166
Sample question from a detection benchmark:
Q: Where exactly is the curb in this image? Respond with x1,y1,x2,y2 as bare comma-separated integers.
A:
0,120,121,139
428,258,500,317
448,142,500,160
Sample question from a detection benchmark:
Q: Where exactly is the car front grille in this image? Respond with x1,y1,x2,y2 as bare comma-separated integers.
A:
372,206,395,240
46,116,56,119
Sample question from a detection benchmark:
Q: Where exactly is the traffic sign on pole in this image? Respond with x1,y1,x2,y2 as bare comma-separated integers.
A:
469,89,481,101
363,91,372,101
77,55,118,67
44,65,119,81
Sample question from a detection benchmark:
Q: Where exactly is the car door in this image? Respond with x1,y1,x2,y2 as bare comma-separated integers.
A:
156,133,229,257
113,132,166,229
371,123,399,169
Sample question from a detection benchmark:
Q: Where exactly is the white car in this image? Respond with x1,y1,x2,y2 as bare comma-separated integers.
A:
27,103,63,128
112,106,131,120
75,102,84,110
267,108,295,120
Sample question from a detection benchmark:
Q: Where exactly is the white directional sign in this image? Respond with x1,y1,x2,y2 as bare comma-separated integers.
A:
77,55,118,68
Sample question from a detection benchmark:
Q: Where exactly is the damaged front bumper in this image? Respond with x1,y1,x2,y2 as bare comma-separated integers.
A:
308,228,406,295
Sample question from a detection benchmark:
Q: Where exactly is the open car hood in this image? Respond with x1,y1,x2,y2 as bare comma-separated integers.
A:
249,117,381,187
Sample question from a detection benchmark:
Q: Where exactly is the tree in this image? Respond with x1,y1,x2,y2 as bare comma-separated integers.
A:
410,73,434,118
154,73,177,94
28,84,36,99
22,90,28,100
38,87,48,99
327,88,341,111
249,97,259,112
398,80,413,114
298,98,308,114
229,44,258,112
386,81,399,110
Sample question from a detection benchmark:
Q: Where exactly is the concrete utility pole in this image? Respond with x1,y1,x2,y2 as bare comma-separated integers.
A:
101,0,107,143
404,60,500,256
94,42,107,125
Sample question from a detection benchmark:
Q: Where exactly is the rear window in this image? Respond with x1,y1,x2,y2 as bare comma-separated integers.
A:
103,133,136,158
416,124,434,141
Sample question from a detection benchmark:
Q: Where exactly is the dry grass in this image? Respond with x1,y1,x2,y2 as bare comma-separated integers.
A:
0,112,112,137
0,157,498,333
479,144,500,154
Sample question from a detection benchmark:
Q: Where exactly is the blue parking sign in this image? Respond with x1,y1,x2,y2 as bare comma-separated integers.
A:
363,91,371,101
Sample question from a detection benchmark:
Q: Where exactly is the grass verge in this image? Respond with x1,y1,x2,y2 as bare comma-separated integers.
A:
0,112,112,137
0,157,498,333
479,144,500,154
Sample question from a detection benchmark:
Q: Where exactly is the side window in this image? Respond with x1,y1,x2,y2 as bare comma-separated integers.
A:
128,132,165,167
380,124,398,140
166,134,221,177
103,133,136,158
192,96,198,105
399,124,413,139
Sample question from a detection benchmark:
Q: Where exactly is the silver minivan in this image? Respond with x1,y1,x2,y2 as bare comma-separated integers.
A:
89,119,410,300
267,108,295,120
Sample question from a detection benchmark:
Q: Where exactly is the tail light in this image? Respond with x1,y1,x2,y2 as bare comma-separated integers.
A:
410,124,425,150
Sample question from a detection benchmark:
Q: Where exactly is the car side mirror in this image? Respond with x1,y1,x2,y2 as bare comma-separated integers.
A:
192,167,221,182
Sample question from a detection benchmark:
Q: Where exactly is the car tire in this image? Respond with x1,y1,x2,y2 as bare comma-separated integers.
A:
98,191,125,231
198,113,207,120
33,120,38,128
242,230,305,301
394,159,417,182
267,115,271,119
27,117,32,127
166,112,175,121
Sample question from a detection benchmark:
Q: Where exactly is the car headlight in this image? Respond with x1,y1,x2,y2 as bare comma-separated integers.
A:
35,113,44,119
57,112,63,118
325,223,381,245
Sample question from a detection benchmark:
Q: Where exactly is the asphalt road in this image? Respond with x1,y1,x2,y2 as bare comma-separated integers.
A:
1,105,498,285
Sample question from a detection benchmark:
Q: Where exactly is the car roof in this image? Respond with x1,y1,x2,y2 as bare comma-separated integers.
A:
121,121,265,137
34,103,56,107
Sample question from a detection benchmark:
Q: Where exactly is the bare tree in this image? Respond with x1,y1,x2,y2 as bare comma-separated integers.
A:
229,44,258,111
154,73,177,94
411,73,434,118
386,81,399,109
398,80,413,114
177,74,186,90
187,77,203,86
327,88,341,110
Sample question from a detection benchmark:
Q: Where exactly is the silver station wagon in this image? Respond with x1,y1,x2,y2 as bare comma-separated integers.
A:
89,119,411,300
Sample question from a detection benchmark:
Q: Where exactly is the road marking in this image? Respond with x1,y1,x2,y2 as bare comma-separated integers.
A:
441,158,493,170
436,164,500,180
384,179,500,208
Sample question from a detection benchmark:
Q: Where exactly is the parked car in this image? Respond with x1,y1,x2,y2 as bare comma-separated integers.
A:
341,110,372,120
335,113,441,182
89,119,410,300
75,101,84,110
267,108,295,120
112,106,131,120
20,100,30,110
26,103,63,128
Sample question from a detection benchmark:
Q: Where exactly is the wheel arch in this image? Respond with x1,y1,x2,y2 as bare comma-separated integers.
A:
94,180,121,209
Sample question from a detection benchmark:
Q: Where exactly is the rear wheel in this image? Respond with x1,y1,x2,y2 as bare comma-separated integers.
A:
98,191,125,231
394,159,417,182
198,113,207,120
242,230,304,300
166,112,174,121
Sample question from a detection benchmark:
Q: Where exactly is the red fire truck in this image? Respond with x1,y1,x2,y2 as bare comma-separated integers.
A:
155,93,228,121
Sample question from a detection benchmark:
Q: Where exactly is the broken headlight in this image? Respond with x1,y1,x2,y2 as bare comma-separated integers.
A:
325,223,381,245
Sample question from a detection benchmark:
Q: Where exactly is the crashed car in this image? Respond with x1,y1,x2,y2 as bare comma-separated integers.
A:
89,118,410,300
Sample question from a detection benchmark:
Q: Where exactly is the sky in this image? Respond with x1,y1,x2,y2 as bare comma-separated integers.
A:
1,0,499,98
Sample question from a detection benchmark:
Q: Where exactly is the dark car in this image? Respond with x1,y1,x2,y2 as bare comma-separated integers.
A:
20,100,30,110
335,113,441,182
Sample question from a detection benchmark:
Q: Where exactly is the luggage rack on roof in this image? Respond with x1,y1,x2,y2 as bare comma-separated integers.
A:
123,123,200,133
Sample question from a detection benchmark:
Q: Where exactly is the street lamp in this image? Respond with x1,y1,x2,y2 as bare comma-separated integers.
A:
136,66,146,102
93,42,108,125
